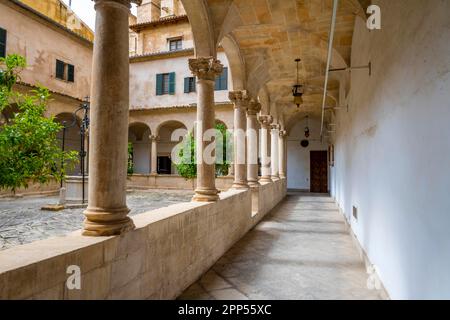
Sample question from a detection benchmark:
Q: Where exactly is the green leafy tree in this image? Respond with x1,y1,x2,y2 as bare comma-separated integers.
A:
0,54,78,192
127,142,134,175
175,122,232,180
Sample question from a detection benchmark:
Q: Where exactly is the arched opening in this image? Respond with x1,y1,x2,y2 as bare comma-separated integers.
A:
156,120,188,175
287,116,329,192
128,122,151,174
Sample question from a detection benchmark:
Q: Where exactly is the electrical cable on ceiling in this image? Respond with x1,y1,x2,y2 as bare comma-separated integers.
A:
320,0,339,139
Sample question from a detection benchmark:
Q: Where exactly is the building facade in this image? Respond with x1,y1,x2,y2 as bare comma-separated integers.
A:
128,0,234,175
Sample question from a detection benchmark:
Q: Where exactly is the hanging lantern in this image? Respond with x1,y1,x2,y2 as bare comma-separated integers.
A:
292,59,304,108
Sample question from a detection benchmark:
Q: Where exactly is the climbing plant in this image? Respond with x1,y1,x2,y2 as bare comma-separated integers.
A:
175,122,232,180
0,54,78,192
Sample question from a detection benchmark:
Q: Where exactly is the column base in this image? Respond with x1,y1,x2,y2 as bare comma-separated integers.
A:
271,175,280,181
231,181,250,190
247,180,260,188
279,174,286,179
192,188,220,202
83,207,135,236
259,176,272,183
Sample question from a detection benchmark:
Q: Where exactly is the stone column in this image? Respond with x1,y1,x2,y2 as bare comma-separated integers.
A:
247,101,261,187
189,57,223,202
229,90,250,189
271,124,280,181
258,115,273,183
149,135,159,174
278,130,287,179
83,0,140,236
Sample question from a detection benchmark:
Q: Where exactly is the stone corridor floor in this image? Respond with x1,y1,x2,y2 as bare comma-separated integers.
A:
179,192,384,300
0,189,193,250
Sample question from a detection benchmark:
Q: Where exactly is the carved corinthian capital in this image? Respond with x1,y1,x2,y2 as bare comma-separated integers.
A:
279,130,287,138
188,57,223,81
258,115,273,128
247,100,262,116
271,123,281,131
93,0,142,8
229,90,250,109
149,135,160,142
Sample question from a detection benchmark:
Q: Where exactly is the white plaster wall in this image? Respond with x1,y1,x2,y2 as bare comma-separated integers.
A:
287,117,327,190
130,52,230,109
129,131,151,174
331,0,450,299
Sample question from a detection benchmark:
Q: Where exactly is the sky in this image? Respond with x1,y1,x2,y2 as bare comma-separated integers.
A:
61,0,138,32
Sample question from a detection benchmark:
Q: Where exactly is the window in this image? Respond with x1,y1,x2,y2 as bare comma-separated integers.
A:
184,77,196,93
156,72,175,95
55,60,65,80
0,27,6,58
215,67,228,91
169,38,182,51
55,60,75,82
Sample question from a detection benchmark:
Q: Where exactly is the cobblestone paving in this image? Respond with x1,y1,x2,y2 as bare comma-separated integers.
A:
0,190,193,250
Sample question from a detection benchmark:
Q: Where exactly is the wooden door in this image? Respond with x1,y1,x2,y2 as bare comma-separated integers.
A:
310,151,328,193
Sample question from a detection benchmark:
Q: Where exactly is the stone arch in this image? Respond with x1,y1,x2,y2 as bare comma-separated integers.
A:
220,34,246,91
179,0,217,57
128,122,152,174
155,120,188,137
155,120,188,175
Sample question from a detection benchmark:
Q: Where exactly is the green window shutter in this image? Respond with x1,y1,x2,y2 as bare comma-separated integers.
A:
56,60,65,80
215,74,220,91
169,72,175,95
215,67,228,91
67,64,75,82
222,67,228,90
0,27,6,58
156,73,163,95
184,77,189,93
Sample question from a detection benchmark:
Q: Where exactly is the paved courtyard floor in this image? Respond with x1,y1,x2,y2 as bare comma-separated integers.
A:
0,189,193,250
179,192,385,300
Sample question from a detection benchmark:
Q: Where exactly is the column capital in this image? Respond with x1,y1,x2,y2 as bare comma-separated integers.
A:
271,123,281,131
229,90,250,109
93,0,141,8
279,130,287,138
247,100,262,116
189,57,223,81
258,115,273,128
149,135,160,142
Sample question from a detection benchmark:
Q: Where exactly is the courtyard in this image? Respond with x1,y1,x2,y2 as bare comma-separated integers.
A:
0,190,193,250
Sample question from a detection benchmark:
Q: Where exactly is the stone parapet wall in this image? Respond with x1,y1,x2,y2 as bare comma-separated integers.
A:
0,179,286,299
127,174,234,191
0,180,60,198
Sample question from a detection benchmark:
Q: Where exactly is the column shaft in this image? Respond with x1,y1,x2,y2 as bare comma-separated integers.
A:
189,57,223,202
258,115,273,183
83,0,135,236
150,135,158,174
247,101,261,187
279,130,287,179
271,125,280,180
229,91,250,189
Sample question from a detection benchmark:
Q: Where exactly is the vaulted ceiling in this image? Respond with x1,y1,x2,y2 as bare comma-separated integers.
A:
182,0,366,130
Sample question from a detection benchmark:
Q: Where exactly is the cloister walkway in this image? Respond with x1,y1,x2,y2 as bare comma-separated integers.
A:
179,192,384,300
